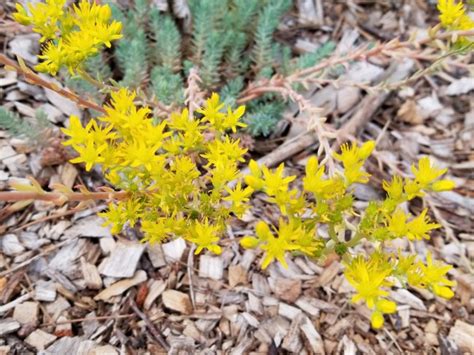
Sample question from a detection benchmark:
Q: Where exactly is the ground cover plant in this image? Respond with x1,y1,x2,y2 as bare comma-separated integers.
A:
0,0,473,352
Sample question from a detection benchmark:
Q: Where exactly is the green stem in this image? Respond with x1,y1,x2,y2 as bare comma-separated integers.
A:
328,224,338,242
77,68,105,90
345,231,365,248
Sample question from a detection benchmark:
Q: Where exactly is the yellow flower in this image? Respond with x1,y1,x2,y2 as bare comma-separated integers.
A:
210,160,240,189
257,221,298,269
119,140,161,172
186,219,222,255
61,115,94,147
382,176,404,201
35,41,64,75
344,162,371,185
201,137,247,167
333,140,375,167
411,157,447,187
303,156,335,197
14,0,66,42
333,141,374,185
437,0,474,32
69,139,106,171
261,163,296,196
99,202,125,234
344,252,398,328
371,299,397,329
344,253,392,309
245,219,314,269
14,0,122,75
406,209,440,240
223,106,247,133
99,199,141,234
403,179,423,200
141,219,172,243
244,160,265,190
224,182,253,216
438,0,466,26
411,253,456,299
386,208,408,238
240,236,260,249
197,93,225,128
431,179,456,192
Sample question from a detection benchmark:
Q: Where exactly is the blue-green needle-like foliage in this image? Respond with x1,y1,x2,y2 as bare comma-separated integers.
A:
59,0,335,137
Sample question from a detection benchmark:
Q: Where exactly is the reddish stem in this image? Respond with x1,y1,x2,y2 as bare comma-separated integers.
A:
0,190,128,202
0,54,106,114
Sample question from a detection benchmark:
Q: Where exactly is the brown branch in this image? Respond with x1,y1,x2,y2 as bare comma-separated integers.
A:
0,190,128,202
0,53,106,114
238,29,474,102
40,313,135,327
129,298,170,351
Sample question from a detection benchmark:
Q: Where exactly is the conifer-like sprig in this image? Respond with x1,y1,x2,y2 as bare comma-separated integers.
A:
251,0,291,78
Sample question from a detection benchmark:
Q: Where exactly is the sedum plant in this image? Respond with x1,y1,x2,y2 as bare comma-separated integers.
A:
13,0,122,75
64,90,248,256
3,0,469,330
50,0,334,137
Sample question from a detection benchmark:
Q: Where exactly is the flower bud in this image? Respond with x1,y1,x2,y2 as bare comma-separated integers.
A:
240,236,259,249
431,179,455,192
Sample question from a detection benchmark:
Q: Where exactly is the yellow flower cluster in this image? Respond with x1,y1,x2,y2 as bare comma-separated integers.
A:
240,140,456,328
345,251,454,328
437,0,474,31
13,0,458,330
13,0,122,75
437,0,474,46
62,91,248,255
60,92,455,328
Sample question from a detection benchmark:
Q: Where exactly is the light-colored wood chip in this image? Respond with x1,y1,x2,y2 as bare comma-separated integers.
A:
76,340,97,354
45,88,82,118
397,304,410,329
271,277,302,303
45,296,71,320
64,216,112,239
45,336,83,354
278,302,302,320
228,265,247,288
300,315,325,354
80,257,102,290
99,241,145,278
25,329,57,350
95,270,147,301
55,315,73,337
59,163,78,189
1,234,25,256
162,238,187,262
390,289,427,311
0,146,17,161
48,239,89,278
0,318,20,336
146,243,166,268
341,335,357,355
317,261,341,286
35,280,57,302
89,345,118,355
13,301,38,325
282,313,303,353
144,279,167,310
295,296,338,314
0,293,33,315
199,255,223,280
162,290,193,315
448,320,474,353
